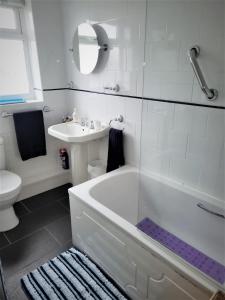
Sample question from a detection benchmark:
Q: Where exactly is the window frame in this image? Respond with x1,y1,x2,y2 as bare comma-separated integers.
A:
0,6,34,100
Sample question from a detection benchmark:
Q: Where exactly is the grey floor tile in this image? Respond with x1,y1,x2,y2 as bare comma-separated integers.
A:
0,234,9,250
22,183,72,212
4,239,73,299
0,229,59,279
14,202,30,217
0,184,73,299
45,215,72,245
4,203,68,243
58,196,70,210
7,286,27,300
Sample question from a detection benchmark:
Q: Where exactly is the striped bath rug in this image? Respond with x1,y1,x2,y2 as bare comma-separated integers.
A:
21,247,129,300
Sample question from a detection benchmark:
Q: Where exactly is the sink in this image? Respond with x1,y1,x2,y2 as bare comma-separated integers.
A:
48,122,109,186
48,122,109,143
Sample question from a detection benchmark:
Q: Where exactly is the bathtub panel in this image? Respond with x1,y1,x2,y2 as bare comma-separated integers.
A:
130,242,211,300
148,275,195,300
71,207,137,288
70,195,212,300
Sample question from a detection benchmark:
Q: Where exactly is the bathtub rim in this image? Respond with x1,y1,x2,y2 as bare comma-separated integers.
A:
69,165,224,294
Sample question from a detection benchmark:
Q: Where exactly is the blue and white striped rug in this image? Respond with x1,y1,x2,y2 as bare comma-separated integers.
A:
21,247,129,300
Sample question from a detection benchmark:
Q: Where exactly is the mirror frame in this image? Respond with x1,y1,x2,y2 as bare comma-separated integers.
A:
72,23,107,75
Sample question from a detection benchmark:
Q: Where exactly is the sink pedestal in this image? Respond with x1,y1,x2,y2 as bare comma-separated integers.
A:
70,143,88,185
48,122,109,186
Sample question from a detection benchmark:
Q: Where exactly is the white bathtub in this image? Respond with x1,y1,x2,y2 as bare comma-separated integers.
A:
69,166,224,300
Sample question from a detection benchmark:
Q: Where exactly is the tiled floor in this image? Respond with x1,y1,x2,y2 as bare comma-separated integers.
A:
0,183,73,300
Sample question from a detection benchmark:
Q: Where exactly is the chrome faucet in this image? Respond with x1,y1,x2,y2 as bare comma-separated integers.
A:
90,120,94,129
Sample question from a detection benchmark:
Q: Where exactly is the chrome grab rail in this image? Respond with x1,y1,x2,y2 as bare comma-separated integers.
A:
197,203,225,219
188,46,218,101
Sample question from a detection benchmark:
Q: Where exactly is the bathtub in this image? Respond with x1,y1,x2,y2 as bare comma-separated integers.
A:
69,166,224,300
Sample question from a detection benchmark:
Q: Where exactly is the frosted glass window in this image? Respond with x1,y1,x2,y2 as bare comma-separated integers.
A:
0,39,30,95
0,7,17,30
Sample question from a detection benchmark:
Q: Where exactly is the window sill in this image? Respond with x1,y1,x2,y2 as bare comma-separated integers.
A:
0,99,43,109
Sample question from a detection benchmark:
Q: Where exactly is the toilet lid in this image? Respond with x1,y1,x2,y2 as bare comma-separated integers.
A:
0,170,22,196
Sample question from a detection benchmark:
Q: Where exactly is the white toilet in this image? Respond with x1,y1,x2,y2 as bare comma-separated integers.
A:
0,136,22,232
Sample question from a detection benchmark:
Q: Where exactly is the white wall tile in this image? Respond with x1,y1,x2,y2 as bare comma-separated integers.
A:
141,150,171,177
61,0,146,97
173,105,193,133
140,100,225,201
206,109,225,138
31,0,67,89
189,107,208,137
0,1,70,189
1,0,223,206
68,90,142,167
169,154,201,188
144,0,225,107
0,91,70,185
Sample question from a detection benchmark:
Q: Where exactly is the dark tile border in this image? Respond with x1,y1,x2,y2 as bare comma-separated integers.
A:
41,87,225,110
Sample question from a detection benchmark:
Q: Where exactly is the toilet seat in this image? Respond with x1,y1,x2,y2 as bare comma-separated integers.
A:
0,170,22,201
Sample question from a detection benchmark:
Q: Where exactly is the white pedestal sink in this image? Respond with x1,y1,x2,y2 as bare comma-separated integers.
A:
48,122,109,185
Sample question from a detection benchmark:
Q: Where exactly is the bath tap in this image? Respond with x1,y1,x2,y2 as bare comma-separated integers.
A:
90,120,95,129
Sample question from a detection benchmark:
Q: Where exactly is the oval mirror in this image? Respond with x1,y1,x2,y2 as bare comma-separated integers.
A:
73,23,99,75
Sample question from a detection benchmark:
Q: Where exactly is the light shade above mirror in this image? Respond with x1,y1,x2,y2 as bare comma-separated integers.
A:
73,23,100,75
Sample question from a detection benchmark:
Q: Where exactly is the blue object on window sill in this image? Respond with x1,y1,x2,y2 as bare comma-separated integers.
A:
0,98,26,105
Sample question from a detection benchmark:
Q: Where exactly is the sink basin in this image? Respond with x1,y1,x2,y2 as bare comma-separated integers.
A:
48,122,109,186
48,122,109,143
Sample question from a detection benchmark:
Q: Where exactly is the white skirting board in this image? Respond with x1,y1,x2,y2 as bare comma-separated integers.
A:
18,170,72,201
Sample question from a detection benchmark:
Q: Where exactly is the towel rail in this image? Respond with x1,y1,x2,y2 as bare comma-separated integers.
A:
1,106,52,118
188,46,218,101
109,115,125,131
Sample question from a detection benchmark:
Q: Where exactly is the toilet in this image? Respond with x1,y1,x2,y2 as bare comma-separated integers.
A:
0,137,22,232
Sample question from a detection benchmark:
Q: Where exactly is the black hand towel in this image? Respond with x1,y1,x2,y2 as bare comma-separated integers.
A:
13,110,47,161
106,128,125,173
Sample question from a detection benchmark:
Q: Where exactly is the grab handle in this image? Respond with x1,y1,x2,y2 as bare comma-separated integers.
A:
188,46,218,101
197,203,225,219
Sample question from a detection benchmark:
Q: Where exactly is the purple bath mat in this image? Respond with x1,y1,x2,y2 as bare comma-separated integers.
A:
137,217,225,284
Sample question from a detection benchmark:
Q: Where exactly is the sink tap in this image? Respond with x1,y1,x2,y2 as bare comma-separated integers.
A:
85,119,89,127
80,117,86,127
90,120,94,129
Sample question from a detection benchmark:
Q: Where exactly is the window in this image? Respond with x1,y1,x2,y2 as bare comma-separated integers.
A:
0,6,33,101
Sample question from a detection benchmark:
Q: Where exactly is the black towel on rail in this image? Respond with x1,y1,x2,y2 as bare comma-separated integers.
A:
106,128,125,172
13,110,47,161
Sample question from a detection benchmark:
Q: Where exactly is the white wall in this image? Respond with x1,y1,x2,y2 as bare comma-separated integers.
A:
0,92,70,199
61,0,146,97
0,0,71,199
62,0,146,167
144,0,225,107
141,101,225,202
63,0,224,203
0,0,224,204
31,0,67,89
140,0,225,202
67,90,142,167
